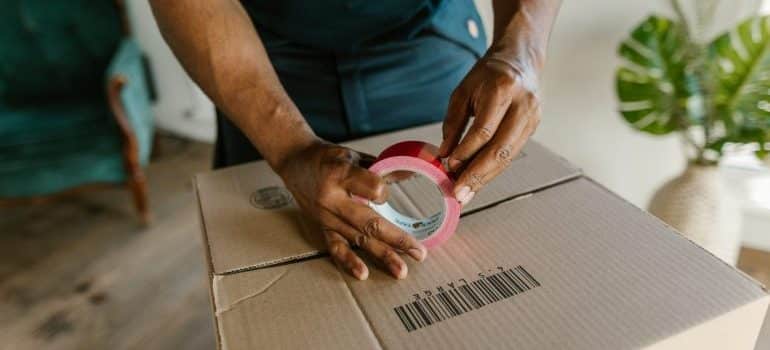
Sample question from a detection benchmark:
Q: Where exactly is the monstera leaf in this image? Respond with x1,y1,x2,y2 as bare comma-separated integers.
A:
616,16,699,135
710,15,770,151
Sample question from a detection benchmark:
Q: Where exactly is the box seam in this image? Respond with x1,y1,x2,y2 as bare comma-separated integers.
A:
194,176,225,350
460,172,583,218
206,170,585,275
219,251,325,275
341,276,387,350
213,269,291,316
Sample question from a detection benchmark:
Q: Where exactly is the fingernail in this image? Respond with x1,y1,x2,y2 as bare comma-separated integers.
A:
448,158,461,171
408,247,428,262
391,262,408,280
455,186,471,203
353,266,368,280
460,191,475,206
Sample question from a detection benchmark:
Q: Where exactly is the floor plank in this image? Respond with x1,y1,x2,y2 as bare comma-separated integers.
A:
738,247,770,287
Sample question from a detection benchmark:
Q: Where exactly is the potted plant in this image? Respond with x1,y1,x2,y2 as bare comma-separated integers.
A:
615,1,770,264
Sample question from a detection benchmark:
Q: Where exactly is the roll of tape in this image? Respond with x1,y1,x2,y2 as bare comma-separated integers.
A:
368,141,460,248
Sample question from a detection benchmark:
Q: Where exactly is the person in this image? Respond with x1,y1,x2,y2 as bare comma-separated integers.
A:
150,0,561,280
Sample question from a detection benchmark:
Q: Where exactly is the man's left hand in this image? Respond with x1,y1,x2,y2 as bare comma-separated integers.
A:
439,56,541,206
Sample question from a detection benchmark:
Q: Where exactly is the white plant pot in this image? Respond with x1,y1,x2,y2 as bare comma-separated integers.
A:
648,164,743,265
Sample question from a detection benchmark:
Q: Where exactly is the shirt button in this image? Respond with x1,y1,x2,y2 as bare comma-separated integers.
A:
467,19,479,39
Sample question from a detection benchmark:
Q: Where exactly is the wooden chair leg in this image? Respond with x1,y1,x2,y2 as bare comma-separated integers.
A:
151,131,162,160
108,75,151,224
126,165,150,225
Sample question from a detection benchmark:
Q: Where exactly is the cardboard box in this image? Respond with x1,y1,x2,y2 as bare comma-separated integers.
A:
759,311,770,350
194,124,769,349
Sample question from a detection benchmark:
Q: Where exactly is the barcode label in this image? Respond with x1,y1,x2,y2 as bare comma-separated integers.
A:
393,266,540,332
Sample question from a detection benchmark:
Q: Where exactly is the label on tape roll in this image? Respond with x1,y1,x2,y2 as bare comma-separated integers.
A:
368,141,460,248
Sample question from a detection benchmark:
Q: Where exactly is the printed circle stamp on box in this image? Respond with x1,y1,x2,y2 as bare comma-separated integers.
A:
250,186,294,209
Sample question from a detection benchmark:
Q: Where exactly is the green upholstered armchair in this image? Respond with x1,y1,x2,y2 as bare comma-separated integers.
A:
0,1,155,221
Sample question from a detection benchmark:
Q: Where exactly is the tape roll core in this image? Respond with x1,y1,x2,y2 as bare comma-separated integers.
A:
368,141,460,248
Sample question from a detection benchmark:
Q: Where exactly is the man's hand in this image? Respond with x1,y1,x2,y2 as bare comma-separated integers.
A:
438,57,541,205
152,0,428,281
278,142,428,280
438,0,560,206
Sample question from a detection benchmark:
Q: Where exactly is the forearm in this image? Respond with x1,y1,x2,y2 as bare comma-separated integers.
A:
150,0,317,170
489,0,561,83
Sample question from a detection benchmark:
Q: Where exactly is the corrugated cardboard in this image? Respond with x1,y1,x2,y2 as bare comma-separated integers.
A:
194,124,769,349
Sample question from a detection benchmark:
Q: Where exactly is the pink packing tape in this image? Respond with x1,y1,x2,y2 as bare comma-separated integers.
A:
368,141,460,249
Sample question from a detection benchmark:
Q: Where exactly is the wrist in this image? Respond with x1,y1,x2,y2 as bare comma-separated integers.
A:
232,95,322,174
489,0,551,73
272,132,323,178
482,50,541,95
486,27,545,95
486,43,543,71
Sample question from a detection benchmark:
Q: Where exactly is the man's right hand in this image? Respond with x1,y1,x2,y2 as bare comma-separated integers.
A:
149,0,426,281
277,142,428,280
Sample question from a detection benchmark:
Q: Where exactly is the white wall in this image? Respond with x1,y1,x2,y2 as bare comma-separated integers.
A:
125,0,216,142
477,0,684,208
517,0,770,250
536,1,686,208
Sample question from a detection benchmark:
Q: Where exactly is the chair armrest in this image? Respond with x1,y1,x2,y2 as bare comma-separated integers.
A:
106,38,154,166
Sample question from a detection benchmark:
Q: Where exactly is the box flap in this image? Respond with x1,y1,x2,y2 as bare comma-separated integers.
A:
343,178,768,349
205,177,768,349
196,123,581,274
195,161,325,275
212,258,381,349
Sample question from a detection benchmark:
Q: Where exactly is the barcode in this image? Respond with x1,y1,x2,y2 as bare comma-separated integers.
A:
393,266,540,332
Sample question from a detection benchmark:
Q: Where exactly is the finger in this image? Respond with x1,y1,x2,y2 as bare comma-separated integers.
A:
446,89,513,171
343,166,388,204
336,200,427,262
324,229,369,280
454,109,538,205
321,208,418,279
354,232,409,280
439,88,471,157
383,170,414,184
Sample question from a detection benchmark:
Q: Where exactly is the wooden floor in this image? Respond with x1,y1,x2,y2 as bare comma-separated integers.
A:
0,136,216,350
738,247,770,288
0,135,768,350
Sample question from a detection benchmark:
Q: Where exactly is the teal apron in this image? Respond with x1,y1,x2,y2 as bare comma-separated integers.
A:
214,0,486,167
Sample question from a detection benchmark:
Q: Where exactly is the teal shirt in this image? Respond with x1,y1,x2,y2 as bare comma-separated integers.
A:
215,0,487,166
241,0,486,56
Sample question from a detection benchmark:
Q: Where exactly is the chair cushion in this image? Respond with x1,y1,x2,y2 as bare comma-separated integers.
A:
1,100,118,145
0,101,127,197
0,0,122,104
